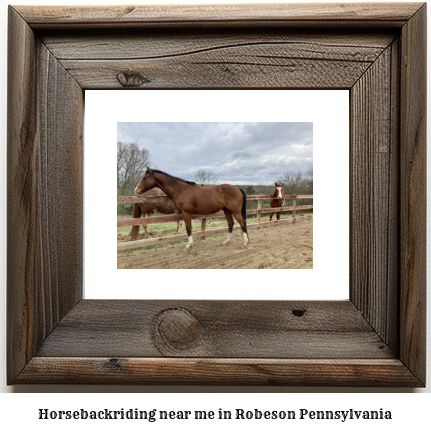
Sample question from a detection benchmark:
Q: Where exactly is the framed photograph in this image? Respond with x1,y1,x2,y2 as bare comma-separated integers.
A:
86,90,348,300
7,3,426,386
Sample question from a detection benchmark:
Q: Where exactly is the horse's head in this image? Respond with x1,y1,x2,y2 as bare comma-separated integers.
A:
273,182,284,199
134,167,157,196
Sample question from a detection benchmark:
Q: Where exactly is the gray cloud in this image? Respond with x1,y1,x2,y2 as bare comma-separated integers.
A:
117,122,312,185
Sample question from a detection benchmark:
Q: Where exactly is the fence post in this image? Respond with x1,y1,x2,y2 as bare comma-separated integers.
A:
257,194,263,230
201,218,207,240
292,194,297,222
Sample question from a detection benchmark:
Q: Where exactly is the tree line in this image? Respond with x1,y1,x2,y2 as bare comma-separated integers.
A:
245,167,313,196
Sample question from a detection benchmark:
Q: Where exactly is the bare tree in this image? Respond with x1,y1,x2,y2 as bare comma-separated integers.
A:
278,168,313,197
117,141,153,196
281,170,304,194
194,168,219,186
305,166,313,194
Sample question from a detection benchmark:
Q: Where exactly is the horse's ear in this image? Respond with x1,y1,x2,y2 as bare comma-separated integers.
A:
281,183,284,186
147,167,152,174
275,182,277,186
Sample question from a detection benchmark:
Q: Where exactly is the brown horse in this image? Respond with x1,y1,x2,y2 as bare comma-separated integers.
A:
269,182,285,221
128,187,182,240
134,168,249,251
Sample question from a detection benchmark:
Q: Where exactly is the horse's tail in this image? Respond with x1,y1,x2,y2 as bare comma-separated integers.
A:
132,202,142,218
129,203,142,240
239,188,247,221
239,188,250,243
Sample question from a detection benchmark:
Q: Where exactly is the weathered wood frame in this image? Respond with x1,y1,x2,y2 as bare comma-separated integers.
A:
7,4,426,386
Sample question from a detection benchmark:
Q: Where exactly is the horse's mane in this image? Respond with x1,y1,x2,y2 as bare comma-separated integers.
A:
149,169,197,186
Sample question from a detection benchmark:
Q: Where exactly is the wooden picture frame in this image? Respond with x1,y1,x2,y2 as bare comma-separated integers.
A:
7,3,426,386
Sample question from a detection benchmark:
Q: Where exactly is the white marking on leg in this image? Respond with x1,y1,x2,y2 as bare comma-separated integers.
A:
223,232,232,246
184,235,193,251
242,232,248,248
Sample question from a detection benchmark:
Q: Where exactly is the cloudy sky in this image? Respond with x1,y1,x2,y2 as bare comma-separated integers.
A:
117,122,312,185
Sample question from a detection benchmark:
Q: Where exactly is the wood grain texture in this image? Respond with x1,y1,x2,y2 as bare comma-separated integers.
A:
42,31,395,89
41,31,395,61
7,3,426,386
399,3,427,385
7,6,83,383
16,3,423,29
350,44,398,348
35,40,84,337
37,300,391,359
15,358,422,386
7,6,38,381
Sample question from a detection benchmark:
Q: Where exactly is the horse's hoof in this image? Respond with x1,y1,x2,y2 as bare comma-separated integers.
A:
241,243,248,249
222,241,230,246
183,245,192,252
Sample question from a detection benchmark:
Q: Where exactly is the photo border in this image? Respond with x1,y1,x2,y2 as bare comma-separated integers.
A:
87,91,348,301
7,3,426,386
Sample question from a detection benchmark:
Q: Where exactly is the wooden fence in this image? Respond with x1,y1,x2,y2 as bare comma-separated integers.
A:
117,194,313,251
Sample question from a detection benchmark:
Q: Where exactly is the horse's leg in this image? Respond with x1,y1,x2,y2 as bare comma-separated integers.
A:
277,211,281,221
182,212,193,251
128,203,142,240
143,213,150,239
222,209,234,246
269,211,274,221
176,220,182,234
128,225,139,240
232,211,249,248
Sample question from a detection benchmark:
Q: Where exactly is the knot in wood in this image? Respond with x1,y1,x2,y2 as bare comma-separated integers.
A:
108,358,123,369
292,308,306,317
116,71,150,87
155,308,203,351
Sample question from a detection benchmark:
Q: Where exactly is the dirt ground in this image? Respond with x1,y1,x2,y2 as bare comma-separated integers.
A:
117,219,313,269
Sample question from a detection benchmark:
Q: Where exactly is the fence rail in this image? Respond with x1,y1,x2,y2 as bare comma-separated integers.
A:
117,194,313,250
117,194,313,204
117,205,313,227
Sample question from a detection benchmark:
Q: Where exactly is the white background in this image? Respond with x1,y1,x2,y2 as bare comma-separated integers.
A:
85,90,349,300
0,0,429,422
